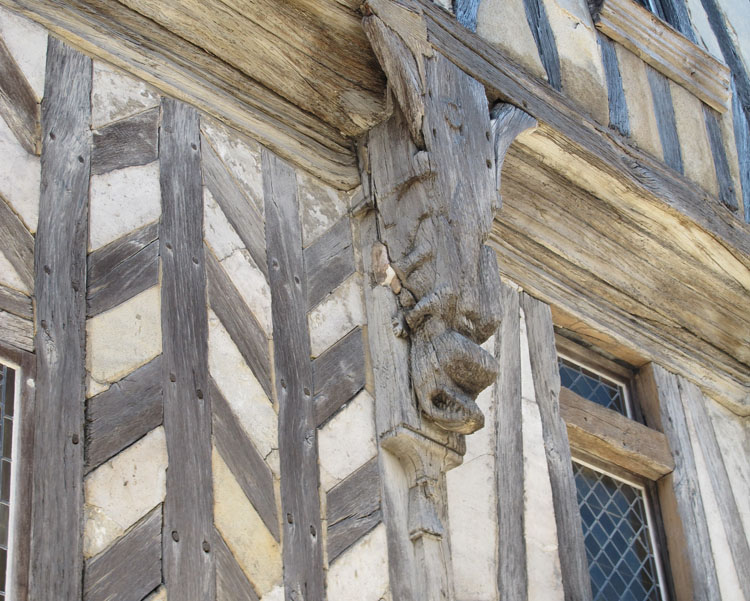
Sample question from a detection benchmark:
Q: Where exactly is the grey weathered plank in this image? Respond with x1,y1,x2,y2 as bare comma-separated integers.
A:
646,67,682,173
92,106,159,175
83,506,162,601
210,377,279,541
205,248,272,398
599,34,629,137
0,35,40,155
0,193,35,291
495,282,526,600
0,310,33,351
312,327,366,426
215,527,260,601
327,457,382,562
160,97,214,600
87,221,159,282
263,147,325,600
304,215,354,310
85,355,163,472
0,284,32,320
29,37,90,601
87,238,159,316
521,293,593,601
455,0,481,32
201,137,268,279
731,78,750,223
678,377,750,600
703,104,738,212
522,0,561,90
656,0,696,42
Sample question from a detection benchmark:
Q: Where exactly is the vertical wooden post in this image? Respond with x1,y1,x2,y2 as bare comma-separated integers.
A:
160,98,214,600
29,37,91,601
263,148,325,601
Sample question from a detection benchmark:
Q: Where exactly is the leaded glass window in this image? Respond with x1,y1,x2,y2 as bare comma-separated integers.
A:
558,357,630,417
0,364,14,600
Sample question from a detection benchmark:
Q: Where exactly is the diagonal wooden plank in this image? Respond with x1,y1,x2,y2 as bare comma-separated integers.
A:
326,457,381,563
312,327,366,426
214,527,260,601
304,215,354,310
87,221,159,281
205,248,272,398
201,138,267,279
0,284,32,320
83,506,162,601
0,309,33,352
0,35,40,155
0,193,34,291
92,106,159,175
211,377,279,541
85,355,163,472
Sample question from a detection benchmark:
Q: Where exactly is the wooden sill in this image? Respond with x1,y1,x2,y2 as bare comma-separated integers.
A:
560,386,674,481
590,0,731,112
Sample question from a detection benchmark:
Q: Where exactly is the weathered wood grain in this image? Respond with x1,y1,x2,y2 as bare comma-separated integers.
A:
731,78,750,223
635,364,721,601
521,292,592,601
494,282,526,600
85,355,163,472
83,506,162,601
201,139,268,279
210,377,279,541
646,67,682,173
0,284,32,320
160,97,214,600
326,457,382,562
703,103,738,212
653,0,696,42
599,34,629,137
522,0,561,90
87,221,158,281
91,106,159,175
86,238,159,317
304,215,354,310
313,327,366,426
0,34,39,155
678,378,750,600
0,193,35,292
215,527,260,601
29,37,90,601
455,0,481,32
263,147,324,600
204,249,272,398
0,310,33,351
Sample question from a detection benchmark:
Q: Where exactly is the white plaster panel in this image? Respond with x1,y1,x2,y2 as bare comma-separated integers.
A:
718,0,750,76
204,186,245,261
0,6,47,101
318,390,377,491
200,117,264,216
91,60,160,129
327,524,390,601
0,250,29,294
260,585,284,601
0,114,39,232
83,426,167,558
213,448,282,596
684,0,723,59
297,169,348,247
86,285,162,385
220,248,272,337
207,310,278,466
308,273,365,358
89,161,161,251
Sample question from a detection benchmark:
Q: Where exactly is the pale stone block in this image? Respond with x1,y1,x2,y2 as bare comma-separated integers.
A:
684,0,723,59
0,6,47,101
670,81,719,196
616,45,664,161
144,586,167,601
83,426,167,557
204,187,245,261
213,448,282,596
463,337,496,462
0,115,39,233
89,161,161,251
86,285,162,384
297,169,348,247
477,0,547,81
91,61,160,129
0,250,29,294
201,117,264,216
318,390,377,491
261,585,284,601
308,273,365,358
541,0,609,125
208,310,278,465
520,309,536,404
221,249,272,337
327,524,390,601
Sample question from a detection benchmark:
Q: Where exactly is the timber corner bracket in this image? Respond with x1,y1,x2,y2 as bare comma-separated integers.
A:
362,0,537,438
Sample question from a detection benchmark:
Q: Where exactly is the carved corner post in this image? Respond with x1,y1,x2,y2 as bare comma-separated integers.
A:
359,2,537,600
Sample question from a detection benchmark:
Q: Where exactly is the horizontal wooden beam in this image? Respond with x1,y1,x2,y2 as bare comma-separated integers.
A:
560,386,674,480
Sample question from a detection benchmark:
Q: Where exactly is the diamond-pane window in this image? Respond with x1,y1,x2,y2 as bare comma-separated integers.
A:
558,357,629,416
